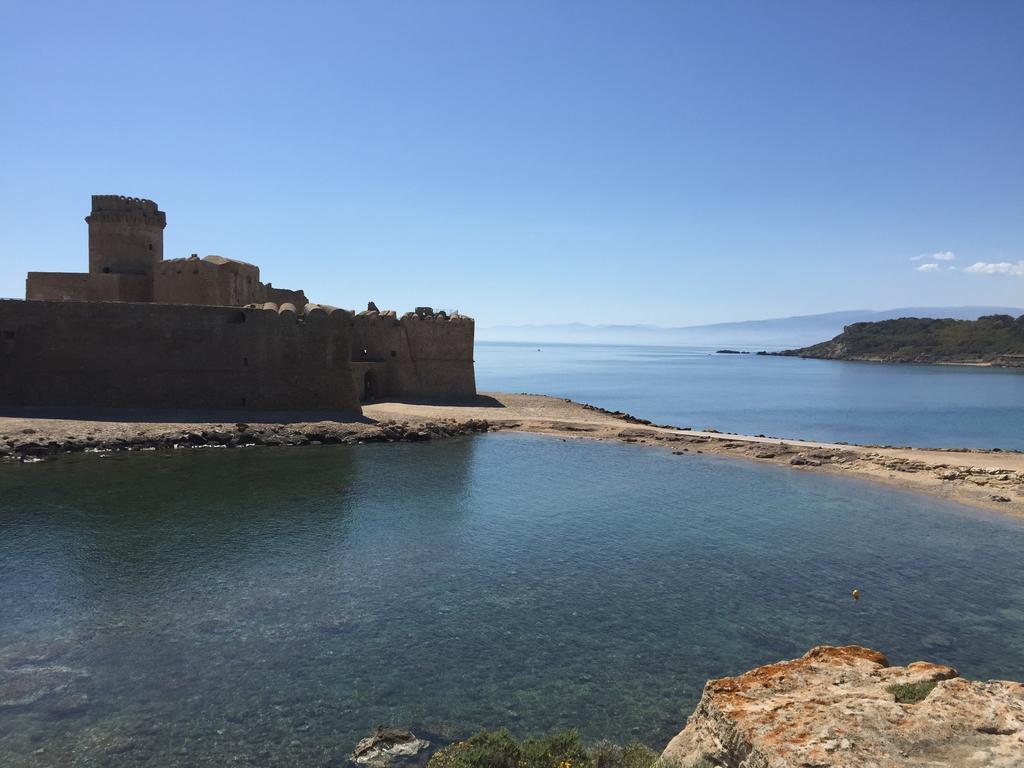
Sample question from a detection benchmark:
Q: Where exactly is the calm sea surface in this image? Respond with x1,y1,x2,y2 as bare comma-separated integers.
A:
2,437,1024,766
476,341,1024,450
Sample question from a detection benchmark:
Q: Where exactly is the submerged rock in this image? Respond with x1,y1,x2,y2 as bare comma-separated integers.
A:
352,726,430,768
661,645,1024,767
0,665,89,709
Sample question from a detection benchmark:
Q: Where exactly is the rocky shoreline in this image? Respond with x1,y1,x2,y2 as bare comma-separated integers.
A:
0,418,492,460
344,645,1024,768
767,349,1023,368
661,645,1024,767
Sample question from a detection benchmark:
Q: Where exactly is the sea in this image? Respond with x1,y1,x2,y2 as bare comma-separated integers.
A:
2,343,1024,766
476,341,1024,450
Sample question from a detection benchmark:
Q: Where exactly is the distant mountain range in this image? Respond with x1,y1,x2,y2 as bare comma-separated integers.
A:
477,307,1024,348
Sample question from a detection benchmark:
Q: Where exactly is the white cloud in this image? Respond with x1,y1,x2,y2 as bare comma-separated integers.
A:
915,263,940,272
911,250,956,262
964,260,1024,276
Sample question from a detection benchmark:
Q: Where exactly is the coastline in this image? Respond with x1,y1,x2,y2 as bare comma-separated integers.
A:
2,391,1023,517
767,352,1024,368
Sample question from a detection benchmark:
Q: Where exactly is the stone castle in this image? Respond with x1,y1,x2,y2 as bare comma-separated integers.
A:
0,195,475,412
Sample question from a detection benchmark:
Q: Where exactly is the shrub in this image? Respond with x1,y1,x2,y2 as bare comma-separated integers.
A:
886,680,937,704
520,730,591,768
427,729,663,768
429,729,522,768
619,743,660,768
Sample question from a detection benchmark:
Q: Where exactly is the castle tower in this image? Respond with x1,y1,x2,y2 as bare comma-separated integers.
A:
86,195,166,275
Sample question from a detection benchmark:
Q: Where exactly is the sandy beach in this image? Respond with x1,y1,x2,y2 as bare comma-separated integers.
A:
2,391,1023,517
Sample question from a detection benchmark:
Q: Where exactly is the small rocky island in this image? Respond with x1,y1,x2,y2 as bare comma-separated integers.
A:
774,315,1024,366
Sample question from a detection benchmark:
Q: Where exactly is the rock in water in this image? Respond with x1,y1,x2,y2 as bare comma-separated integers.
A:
0,665,90,709
352,726,430,768
660,645,1024,767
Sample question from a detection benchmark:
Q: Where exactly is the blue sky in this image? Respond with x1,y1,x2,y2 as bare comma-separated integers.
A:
1,1,1022,325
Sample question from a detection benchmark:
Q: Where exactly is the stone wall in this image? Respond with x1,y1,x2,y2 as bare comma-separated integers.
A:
262,284,309,307
351,309,475,401
0,299,361,412
400,311,476,400
25,272,153,303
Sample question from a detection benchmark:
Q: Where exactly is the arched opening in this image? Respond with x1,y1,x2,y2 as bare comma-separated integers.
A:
362,370,378,403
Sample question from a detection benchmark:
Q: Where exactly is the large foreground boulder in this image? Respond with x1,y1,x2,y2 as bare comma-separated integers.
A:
661,645,1024,767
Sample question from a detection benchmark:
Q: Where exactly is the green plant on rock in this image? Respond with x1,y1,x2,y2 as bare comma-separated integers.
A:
886,680,938,704
589,741,662,768
521,730,592,768
429,729,522,768
427,729,663,768
622,743,662,768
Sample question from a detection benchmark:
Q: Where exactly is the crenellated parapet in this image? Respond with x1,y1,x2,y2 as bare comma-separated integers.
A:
354,305,472,325
245,301,353,321
86,195,166,227
92,195,160,211
400,310,475,356
400,311,473,324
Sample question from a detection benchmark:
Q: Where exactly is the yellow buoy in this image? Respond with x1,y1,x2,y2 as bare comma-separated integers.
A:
852,588,861,601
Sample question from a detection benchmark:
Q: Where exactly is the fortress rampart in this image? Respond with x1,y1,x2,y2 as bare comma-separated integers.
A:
350,308,475,401
4,195,475,412
0,299,361,412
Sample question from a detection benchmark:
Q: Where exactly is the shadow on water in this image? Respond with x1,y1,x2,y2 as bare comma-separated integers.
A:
0,405,375,425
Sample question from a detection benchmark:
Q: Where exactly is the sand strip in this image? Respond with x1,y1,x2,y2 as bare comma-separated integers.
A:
2,392,1022,517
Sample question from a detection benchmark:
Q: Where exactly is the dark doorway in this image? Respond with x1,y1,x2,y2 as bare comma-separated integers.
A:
362,370,377,402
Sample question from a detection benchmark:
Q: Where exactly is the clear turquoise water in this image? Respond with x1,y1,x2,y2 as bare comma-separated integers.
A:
3,436,1024,766
475,342,1024,449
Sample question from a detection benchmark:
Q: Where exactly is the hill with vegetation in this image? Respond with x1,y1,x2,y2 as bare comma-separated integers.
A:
775,314,1024,366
